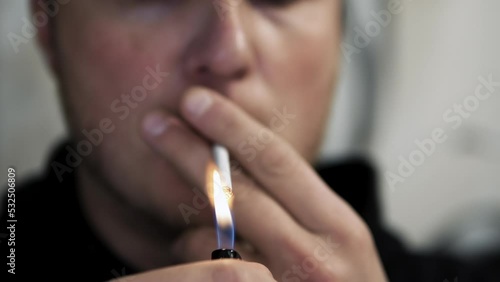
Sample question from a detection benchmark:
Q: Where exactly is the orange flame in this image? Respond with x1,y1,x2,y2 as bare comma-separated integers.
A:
206,162,234,248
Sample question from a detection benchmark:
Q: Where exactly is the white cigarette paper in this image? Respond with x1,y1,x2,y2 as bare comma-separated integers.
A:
212,144,232,188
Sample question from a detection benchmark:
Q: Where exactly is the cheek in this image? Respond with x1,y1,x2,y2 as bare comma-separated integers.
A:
62,23,156,100
57,16,184,126
259,10,340,157
284,10,339,99
57,31,117,125
255,4,340,106
55,19,198,222
281,42,338,157
284,37,337,94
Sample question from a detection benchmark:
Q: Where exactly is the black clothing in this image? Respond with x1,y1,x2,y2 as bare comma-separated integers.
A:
1,144,133,281
1,143,499,281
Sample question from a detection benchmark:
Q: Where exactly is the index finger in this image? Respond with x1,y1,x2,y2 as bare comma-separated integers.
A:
180,88,356,232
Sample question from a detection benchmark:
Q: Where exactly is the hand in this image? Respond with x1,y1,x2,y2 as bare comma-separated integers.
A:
111,260,276,282
141,87,388,281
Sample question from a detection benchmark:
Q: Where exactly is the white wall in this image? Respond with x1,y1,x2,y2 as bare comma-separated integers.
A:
0,0,66,186
369,0,500,249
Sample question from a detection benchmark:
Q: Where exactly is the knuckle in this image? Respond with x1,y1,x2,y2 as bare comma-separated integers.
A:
344,220,374,252
211,261,242,282
278,237,342,282
279,234,311,264
307,255,349,282
313,263,341,282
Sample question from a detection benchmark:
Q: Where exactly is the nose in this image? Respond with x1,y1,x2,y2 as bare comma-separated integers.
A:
183,7,252,86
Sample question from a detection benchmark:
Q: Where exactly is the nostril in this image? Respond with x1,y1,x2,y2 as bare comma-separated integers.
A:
196,65,246,80
234,68,246,80
198,65,209,75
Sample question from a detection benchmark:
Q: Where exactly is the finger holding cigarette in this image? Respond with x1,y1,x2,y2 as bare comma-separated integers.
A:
141,88,387,281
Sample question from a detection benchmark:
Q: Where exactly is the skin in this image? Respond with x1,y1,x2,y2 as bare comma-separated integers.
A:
35,0,387,280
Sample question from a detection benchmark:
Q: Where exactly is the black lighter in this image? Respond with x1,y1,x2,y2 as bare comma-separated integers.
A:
211,249,242,260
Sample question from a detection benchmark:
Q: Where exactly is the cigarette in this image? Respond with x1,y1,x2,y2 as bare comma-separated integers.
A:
212,144,232,189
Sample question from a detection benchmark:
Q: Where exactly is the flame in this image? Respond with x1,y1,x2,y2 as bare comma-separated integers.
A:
206,162,235,249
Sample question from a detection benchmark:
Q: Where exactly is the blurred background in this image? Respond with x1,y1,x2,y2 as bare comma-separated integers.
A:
1,0,500,258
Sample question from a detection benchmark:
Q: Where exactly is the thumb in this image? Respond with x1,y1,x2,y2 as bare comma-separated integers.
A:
111,260,276,282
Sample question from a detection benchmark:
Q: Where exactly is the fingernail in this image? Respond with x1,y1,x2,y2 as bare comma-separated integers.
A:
142,112,168,137
185,91,213,117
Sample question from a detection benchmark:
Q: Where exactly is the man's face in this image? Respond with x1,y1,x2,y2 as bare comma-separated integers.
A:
51,0,341,228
